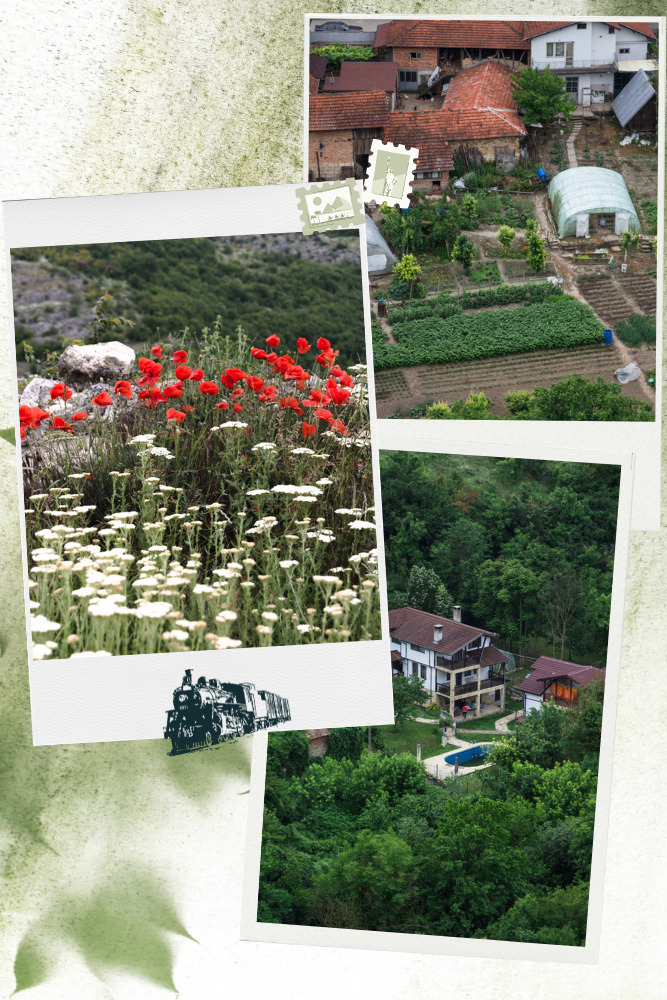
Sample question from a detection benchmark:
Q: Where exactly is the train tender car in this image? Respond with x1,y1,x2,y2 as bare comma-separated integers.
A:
164,670,290,753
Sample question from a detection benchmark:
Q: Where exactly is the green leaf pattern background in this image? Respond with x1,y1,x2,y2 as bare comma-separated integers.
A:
1,2,666,998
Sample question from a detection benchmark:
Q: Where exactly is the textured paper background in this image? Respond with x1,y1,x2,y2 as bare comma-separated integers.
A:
1,3,665,999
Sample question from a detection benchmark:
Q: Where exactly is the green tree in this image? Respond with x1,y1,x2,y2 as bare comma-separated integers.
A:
505,375,654,422
266,730,310,778
405,564,453,618
425,392,494,420
461,193,478,223
497,224,516,253
392,253,423,299
526,229,548,273
89,292,135,344
391,673,428,728
473,556,545,647
510,66,574,127
452,233,474,273
486,883,589,945
326,727,385,761
309,44,375,74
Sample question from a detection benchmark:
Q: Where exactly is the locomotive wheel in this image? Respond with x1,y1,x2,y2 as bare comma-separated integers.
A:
204,730,213,748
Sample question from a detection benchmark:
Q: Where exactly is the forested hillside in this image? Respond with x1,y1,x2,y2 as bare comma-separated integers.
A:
380,454,620,665
12,232,366,369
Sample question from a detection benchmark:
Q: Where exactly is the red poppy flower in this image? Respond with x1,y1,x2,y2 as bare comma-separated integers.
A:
51,416,73,432
182,404,196,413
265,352,278,364
151,345,163,358
296,338,311,354
329,418,347,435
233,402,243,413
317,337,331,351
327,380,350,405
199,381,219,396
72,411,88,421
138,358,162,378
258,387,277,402
338,372,354,388
224,368,248,383
50,383,72,401
173,350,188,364
92,392,113,407
314,407,333,422
250,348,267,360
190,368,204,381
231,387,245,399
215,400,229,410
301,422,316,439
19,405,50,429
316,349,338,368
137,375,161,388
245,376,264,392
163,385,183,399
166,408,186,423
20,426,26,440
114,380,133,398
139,387,165,407
280,396,303,416
174,365,192,380
265,334,280,348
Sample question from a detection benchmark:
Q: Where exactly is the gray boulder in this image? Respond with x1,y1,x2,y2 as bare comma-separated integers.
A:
19,376,60,409
57,341,136,390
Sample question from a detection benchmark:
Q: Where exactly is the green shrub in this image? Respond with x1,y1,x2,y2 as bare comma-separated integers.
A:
640,200,658,235
505,375,654,421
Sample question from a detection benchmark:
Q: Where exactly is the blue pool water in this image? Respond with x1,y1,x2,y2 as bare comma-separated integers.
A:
444,744,492,765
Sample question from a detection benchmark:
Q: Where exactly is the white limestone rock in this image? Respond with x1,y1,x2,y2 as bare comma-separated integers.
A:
57,341,136,390
19,377,60,409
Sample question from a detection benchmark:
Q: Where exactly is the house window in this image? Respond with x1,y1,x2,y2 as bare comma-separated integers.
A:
577,23,586,29
409,642,426,653
555,42,565,57
420,664,427,680
399,70,417,83
432,180,441,188
546,42,553,57
618,47,630,54
410,52,422,59
565,77,578,94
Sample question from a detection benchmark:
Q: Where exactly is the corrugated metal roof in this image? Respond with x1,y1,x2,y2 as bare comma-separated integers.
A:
615,59,659,74
612,69,657,128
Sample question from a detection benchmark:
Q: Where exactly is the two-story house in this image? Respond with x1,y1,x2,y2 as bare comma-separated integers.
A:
525,21,656,105
515,655,605,714
389,606,509,718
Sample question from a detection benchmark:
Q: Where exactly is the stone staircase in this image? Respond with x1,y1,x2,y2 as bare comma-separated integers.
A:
566,113,583,168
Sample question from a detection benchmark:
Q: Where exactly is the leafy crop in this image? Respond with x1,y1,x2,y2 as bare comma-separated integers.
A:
374,299,604,369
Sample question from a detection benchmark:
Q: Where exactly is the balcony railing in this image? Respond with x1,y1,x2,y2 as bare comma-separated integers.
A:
435,671,505,698
531,59,615,72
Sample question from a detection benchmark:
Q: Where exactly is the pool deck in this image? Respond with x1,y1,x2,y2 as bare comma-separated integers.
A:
422,735,495,781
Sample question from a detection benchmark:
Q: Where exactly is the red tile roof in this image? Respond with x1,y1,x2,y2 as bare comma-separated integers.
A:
309,54,328,80
390,649,403,661
309,91,389,131
384,112,454,172
516,656,605,696
441,59,526,138
375,20,530,51
323,61,398,94
521,21,655,39
481,644,510,668
389,606,496,655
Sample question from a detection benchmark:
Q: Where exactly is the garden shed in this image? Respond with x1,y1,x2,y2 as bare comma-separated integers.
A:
365,214,397,277
548,167,640,239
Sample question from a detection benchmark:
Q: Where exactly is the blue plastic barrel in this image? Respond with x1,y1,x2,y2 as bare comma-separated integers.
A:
536,167,547,181
603,329,613,345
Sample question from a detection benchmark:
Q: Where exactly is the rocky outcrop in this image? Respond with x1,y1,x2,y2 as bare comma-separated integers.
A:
57,341,135,390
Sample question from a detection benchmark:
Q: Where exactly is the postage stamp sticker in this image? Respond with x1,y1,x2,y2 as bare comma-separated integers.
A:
364,140,419,209
295,178,365,235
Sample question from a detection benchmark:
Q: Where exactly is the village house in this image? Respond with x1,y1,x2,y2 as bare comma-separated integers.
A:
322,60,399,110
525,21,656,105
515,655,605,715
440,59,527,170
373,20,531,90
308,90,389,180
383,112,453,191
305,729,331,757
389,606,509,719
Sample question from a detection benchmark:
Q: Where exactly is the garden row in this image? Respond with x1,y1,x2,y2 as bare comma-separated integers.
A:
390,282,560,326
373,299,604,370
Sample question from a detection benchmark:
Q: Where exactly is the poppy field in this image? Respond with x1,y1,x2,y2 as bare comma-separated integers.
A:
21,324,380,660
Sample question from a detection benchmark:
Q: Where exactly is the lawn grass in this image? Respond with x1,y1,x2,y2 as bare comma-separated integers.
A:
454,731,510,744
378,720,445,757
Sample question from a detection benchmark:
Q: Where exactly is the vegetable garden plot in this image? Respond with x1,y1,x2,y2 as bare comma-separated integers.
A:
373,300,605,370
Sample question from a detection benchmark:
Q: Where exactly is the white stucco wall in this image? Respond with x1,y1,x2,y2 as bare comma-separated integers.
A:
530,22,648,70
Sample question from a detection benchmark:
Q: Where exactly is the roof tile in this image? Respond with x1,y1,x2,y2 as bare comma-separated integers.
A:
374,20,530,50
384,112,454,172
389,606,496,655
309,90,389,131
323,61,398,94
441,59,526,138
516,655,605,695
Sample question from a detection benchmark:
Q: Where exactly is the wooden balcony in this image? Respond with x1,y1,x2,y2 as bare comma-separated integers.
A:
435,670,505,698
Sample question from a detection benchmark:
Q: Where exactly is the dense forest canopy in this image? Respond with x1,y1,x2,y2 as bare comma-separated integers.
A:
259,687,603,945
13,232,367,369
380,453,621,665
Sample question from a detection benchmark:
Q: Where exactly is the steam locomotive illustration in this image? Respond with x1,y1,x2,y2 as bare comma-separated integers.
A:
164,669,291,753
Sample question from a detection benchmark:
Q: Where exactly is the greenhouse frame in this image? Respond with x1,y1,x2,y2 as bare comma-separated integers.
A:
364,214,397,277
548,167,640,239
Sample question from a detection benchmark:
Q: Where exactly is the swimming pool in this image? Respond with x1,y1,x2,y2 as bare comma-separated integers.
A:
444,744,492,766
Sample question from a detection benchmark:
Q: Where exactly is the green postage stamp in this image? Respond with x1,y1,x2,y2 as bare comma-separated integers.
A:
295,179,365,235
364,139,418,208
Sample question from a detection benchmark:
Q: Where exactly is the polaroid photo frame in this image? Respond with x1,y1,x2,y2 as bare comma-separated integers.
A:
304,13,664,530
3,182,394,745
241,431,634,963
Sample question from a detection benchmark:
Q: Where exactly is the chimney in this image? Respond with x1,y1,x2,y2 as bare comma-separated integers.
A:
453,605,462,623
433,623,443,643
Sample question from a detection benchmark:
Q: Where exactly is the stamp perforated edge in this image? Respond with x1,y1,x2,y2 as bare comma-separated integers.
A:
295,178,365,236
364,139,419,209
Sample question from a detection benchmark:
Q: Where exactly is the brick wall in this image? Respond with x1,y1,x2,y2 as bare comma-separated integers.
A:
392,47,439,71
308,129,355,180
413,173,450,193
306,730,330,757
453,135,522,163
